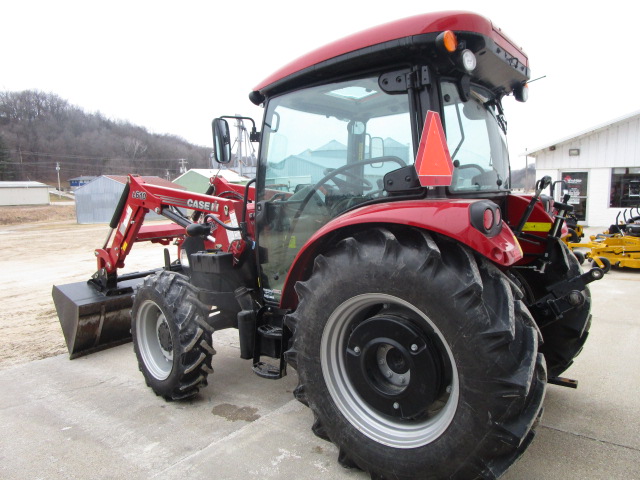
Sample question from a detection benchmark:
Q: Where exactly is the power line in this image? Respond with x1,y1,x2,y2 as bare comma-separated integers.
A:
7,149,205,163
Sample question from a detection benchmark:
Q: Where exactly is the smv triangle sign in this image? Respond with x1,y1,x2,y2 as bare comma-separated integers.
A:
414,111,453,187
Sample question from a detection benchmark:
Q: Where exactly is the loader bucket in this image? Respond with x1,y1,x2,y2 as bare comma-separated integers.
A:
52,278,143,359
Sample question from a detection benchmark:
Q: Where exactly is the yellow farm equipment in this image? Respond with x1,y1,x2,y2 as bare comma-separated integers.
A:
562,212,585,245
568,208,640,270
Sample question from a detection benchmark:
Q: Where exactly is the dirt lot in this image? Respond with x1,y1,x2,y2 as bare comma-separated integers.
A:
0,204,76,225
0,205,170,369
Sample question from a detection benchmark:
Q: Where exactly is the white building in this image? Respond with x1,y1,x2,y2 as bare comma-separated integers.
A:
527,111,640,227
0,181,50,206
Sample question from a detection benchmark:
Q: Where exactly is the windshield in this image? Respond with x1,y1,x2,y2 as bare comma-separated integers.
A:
261,77,412,194
257,76,412,303
440,81,510,192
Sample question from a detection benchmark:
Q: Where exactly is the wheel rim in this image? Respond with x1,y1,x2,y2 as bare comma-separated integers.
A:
321,293,459,449
136,300,173,380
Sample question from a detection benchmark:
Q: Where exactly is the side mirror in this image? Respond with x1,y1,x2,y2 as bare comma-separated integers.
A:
212,118,231,164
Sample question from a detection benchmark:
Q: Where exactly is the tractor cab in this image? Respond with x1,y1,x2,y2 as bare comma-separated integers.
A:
214,12,529,303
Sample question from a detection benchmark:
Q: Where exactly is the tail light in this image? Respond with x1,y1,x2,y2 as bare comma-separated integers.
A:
483,208,495,231
470,201,503,237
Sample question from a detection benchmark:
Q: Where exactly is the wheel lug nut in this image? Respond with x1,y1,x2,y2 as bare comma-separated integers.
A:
393,402,400,410
353,346,361,354
410,344,418,352
386,371,393,378
446,385,452,394
400,376,405,384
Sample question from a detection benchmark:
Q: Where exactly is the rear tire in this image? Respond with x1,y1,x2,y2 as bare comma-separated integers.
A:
514,241,592,377
131,270,215,400
285,228,546,480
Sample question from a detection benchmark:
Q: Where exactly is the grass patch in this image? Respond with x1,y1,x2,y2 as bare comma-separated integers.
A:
49,193,72,202
0,205,76,225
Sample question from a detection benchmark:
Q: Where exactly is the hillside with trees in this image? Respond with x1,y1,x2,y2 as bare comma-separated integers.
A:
511,164,536,191
0,90,211,185
0,90,539,191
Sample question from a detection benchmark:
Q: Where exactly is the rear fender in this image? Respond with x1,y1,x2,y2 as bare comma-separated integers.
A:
280,199,522,309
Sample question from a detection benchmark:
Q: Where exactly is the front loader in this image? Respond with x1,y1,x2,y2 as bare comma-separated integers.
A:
53,11,606,480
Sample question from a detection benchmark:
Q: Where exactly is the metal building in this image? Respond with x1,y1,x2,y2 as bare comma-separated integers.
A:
74,175,184,224
0,181,50,206
68,176,97,191
527,111,640,226
173,169,249,193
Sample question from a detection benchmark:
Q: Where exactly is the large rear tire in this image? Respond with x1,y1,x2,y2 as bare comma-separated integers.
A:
514,241,592,377
131,270,215,400
285,228,546,480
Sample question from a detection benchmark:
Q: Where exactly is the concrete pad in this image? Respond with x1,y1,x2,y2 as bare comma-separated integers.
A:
0,264,639,479
504,426,640,480
0,337,300,480
159,401,364,480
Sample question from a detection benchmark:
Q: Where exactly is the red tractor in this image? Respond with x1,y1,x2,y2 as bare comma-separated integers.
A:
53,11,605,479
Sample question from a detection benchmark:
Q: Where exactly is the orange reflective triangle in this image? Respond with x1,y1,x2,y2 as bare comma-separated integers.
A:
414,111,453,187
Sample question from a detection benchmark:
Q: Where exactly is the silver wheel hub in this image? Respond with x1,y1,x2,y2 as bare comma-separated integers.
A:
136,300,173,380
321,293,459,449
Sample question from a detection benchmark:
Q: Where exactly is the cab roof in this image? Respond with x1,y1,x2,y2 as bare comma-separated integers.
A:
252,11,528,101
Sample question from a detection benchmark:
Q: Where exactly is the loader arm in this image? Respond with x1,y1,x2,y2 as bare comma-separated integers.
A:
95,174,250,277
53,173,255,359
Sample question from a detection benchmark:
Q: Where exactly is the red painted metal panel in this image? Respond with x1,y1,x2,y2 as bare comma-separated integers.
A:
254,11,527,93
506,194,560,265
95,175,253,274
279,199,522,308
136,224,185,243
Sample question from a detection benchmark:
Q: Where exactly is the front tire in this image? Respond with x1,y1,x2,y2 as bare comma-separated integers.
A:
131,270,215,400
285,228,546,479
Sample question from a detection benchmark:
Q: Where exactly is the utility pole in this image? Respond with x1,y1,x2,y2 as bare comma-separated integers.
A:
56,162,62,199
178,159,188,175
18,146,24,181
235,116,244,177
165,169,170,181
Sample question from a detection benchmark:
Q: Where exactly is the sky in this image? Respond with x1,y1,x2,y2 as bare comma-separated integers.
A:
3,0,640,170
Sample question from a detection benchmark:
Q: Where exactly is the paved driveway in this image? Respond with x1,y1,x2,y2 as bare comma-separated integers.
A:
0,262,638,479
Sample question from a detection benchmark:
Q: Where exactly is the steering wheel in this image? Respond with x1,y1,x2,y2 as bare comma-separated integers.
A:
316,156,405,198
323,168,373,192
280,156,407,256
294,156,406,220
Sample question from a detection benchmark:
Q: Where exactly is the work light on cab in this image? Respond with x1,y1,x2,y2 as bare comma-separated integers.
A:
460,49,477,72
515,83,529,102
436,30,476,73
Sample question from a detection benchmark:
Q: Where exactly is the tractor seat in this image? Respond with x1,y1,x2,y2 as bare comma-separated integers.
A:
626,224,640,236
